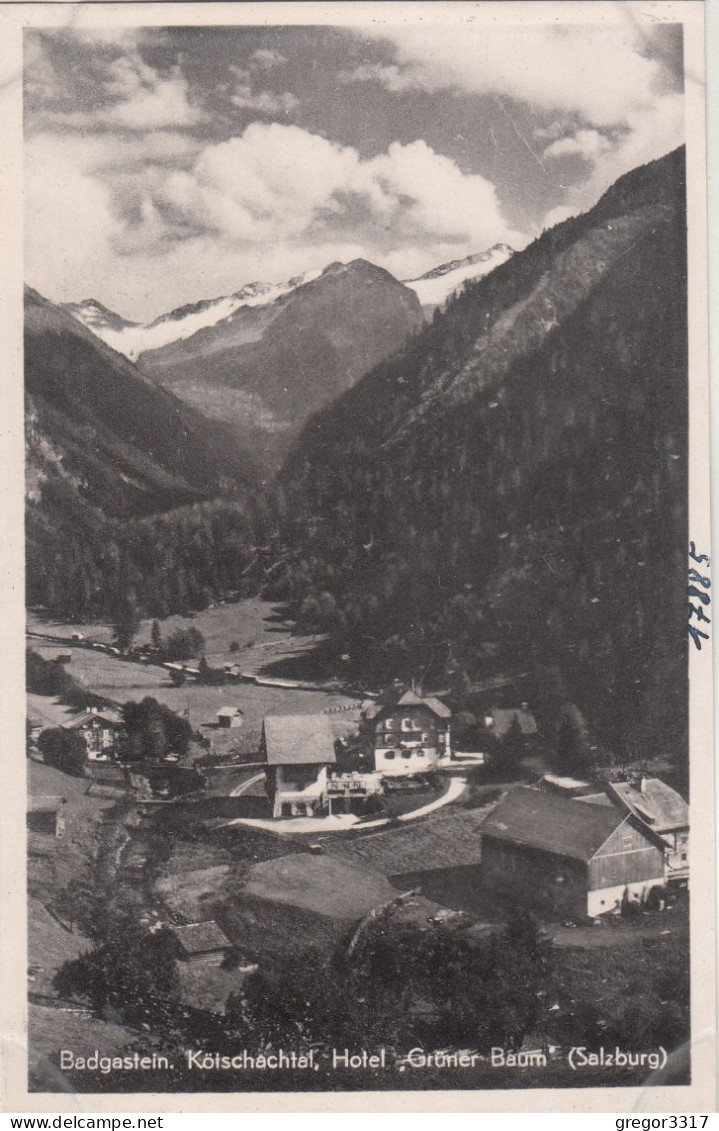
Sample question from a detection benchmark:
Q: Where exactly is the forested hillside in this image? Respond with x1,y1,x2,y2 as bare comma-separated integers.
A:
271,148,688,766
25,287,262,619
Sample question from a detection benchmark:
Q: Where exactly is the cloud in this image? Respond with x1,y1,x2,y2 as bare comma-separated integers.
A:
353,24,672,128
25,121,519,319
25,33,204,132
350,22,685,225
157,122,516,252
94,53,203,130
228,64,299,115
543,128,615,162
250,48,287,68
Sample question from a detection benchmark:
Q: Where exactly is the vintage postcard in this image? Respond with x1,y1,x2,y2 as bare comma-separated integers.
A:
0,0,715,1114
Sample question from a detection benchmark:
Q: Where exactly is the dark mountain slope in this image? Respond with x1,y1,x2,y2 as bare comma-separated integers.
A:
273,148,688,766
25,287,260,619
139,259,424,470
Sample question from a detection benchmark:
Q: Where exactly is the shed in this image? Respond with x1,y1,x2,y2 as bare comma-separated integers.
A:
27,795,66,837
172,920,232,966
478,786,665,917
217,706,244,729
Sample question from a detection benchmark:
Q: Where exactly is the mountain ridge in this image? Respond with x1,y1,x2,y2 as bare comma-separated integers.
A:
273,147,688,768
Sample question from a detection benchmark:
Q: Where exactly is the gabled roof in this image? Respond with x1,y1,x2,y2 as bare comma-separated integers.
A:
478,786,632,862
64,710,120,730
263,714,336,766
605,779,689,832
363,685,451,720
242,854,396,921
172,920,231,954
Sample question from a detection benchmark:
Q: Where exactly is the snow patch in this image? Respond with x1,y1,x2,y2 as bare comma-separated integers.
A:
66,269,324,362
404,245,513,310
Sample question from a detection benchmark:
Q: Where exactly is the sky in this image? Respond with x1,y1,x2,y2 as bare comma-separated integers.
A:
24,14,685,321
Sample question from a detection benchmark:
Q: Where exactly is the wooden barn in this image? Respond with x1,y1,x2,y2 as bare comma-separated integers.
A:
478,787,666,918
172,921,232,966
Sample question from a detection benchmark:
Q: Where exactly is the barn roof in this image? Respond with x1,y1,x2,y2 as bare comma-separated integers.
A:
241,853,396,921
478,786,629,862
329,806,486,876
172,920,231,955
605,779,689,832
262,714,336,766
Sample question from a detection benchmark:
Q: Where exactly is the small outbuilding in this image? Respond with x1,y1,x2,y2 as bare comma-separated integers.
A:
27,795,66,837
478,786,666,918
217,706,244,729
172,921,232,966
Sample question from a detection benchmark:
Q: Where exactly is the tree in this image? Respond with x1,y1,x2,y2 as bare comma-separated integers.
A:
162,627,206,662
120,697,192,762
555,704,592,775
151,620,162,651
53,913,179,1026
37,727,87,776
113,593,141,652
501,715,526,775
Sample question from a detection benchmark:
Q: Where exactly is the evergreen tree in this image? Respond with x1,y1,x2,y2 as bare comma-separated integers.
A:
113,593,141,652
555,705,592,776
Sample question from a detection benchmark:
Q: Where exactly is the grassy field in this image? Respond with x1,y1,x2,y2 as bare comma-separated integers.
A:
28,598,337,679
28,600,362,747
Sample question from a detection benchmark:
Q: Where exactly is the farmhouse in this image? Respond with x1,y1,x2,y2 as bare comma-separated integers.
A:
603,778,689,881
172,921,232,966
262,714,336,818
478,787,666,918
361,684,451,776
64,709,121,761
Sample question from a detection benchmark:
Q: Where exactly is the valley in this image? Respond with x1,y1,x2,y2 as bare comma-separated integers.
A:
24,146,691,1096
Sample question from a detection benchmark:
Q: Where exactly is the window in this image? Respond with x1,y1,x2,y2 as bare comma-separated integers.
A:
402,751,412,759
384,751,395,760
401,717,412,731
385,718,394,730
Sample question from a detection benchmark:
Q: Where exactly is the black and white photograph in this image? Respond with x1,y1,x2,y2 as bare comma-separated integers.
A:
6,0,714,1109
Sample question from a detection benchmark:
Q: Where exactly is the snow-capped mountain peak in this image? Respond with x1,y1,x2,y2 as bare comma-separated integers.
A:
404,244,514,311
62,269,325,362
